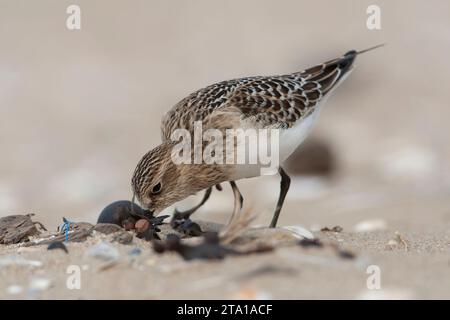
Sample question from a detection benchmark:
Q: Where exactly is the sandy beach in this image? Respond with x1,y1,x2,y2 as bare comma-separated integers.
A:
1,0,450,299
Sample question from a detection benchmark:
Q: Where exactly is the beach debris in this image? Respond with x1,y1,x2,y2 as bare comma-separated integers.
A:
52,218,93,243
336,248,356,260
0,214,46,244
153,233,228,260
135,215,169,241
353,219,387,233
0,255,43,268
97,200,150,228
86,241,120,262
153,232,272,261
58,217,72,241
135,219,150,233
47,241,68,254
385,231,409,251
321,226,343,233
7,285,23,295
282,225,315,239
220,207,257,244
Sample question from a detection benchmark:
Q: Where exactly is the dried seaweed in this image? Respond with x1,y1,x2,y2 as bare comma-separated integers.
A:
219,207,257,244
153,232,272,261
320,226,343,233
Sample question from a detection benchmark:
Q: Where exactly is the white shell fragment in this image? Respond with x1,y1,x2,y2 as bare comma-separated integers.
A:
281,225,314,239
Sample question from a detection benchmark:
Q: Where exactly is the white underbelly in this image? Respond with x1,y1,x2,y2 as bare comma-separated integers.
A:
279,106,322,162
230,105,323,180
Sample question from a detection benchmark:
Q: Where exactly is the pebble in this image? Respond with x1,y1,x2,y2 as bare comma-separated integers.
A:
47,241,68,253
281,225,314,239
135,219,150,233
86,241,120,262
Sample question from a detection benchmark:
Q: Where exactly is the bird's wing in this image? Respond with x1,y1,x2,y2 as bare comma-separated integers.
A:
161,51,355,138
227,53,354,128
161,77,257,140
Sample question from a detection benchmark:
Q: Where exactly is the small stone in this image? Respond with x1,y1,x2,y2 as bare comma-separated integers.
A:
282,225,314,239
47,241,68,254
135,219,150,233
0,214,44,244
97,200,150,227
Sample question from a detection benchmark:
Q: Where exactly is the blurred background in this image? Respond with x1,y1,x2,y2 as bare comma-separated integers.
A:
1,0,449,231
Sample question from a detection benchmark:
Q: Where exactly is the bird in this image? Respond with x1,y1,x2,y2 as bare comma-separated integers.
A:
132,45,383,228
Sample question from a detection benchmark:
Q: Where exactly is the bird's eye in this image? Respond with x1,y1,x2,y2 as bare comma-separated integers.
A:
151,182,162,195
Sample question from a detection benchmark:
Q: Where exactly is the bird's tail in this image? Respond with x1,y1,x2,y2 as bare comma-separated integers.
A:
295,44,385,96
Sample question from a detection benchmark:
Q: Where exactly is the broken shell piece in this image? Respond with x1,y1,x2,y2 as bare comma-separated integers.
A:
353,219,387,233
281,225,314,239
135,219,150,233
385,231,409,251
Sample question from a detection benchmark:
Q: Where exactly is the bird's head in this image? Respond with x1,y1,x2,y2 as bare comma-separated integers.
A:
131,142,182,213
131,142,225,213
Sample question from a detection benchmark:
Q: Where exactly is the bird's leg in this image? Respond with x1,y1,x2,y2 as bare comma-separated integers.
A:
172,187,213,221
227,181,243,225
269,167,291,228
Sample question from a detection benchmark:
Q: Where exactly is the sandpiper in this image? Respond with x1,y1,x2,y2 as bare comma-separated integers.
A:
132,45,382,227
